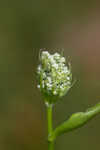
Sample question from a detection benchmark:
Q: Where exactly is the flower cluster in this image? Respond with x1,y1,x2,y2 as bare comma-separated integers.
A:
37,50,72,104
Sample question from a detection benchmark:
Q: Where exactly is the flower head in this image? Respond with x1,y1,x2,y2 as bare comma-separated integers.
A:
37,50,72,104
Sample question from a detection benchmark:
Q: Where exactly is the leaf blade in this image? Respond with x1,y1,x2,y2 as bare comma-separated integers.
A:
49,102,100,141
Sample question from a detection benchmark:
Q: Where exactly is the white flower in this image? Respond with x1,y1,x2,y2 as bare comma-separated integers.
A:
42,51,50,56
46,83,52,90
43,72,46,78
37,65,41,74
52,63,59,69
41,51,50,60
53,90,57,95
60,57,65,63
47,77,52,83
37,50,72,104
48,55,56,64
54,52,60,57
63,66,69,73
37,85,40,89
67,76,70,80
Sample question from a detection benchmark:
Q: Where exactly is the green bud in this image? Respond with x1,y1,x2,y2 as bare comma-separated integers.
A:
37,50,72,105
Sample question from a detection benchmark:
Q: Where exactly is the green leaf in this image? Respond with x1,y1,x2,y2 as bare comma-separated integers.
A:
49,102,100,141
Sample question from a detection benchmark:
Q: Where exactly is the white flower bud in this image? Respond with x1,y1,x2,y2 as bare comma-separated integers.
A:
37,50,72,104
60,57,65,63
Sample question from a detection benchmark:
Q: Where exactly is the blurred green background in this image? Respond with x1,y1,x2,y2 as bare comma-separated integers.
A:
0,0,100,150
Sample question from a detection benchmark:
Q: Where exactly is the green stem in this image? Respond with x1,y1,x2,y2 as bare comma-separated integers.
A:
48,142,54,150
47,104,54,150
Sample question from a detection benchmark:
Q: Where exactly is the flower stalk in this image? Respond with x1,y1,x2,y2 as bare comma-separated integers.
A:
47,105,54,150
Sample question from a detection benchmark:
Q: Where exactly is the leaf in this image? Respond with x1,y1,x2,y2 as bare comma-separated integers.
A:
49,102,100,141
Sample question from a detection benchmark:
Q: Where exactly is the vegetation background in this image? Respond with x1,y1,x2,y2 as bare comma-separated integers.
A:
0,0,100,150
